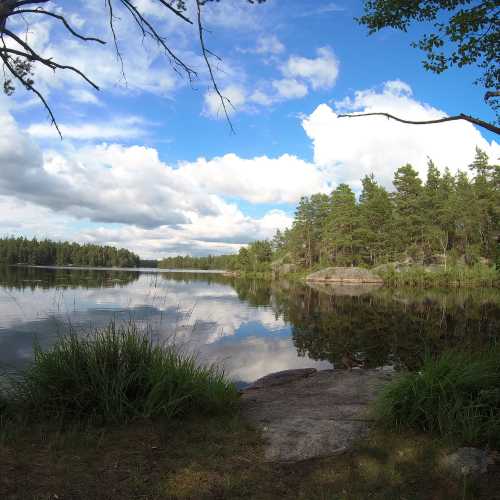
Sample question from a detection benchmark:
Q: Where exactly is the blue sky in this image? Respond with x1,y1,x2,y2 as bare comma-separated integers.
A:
1,0,498,258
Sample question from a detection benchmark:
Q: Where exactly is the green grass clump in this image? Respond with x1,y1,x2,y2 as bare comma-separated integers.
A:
376,348,500,446
378,263,499,288
8,322,238,424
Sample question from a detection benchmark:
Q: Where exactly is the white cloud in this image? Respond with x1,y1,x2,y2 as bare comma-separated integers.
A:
177,153,328,204
255,35,285,55
297,3,346,17
27,116,146,140
203,84,248,118
282,46,339,90
0,102,305,257
272,78,308,99
7,5,181,103
302,80,500,188
69,89,102,106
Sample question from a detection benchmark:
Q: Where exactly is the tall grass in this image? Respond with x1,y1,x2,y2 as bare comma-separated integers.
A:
376,348,500,447
5,322,238,425
377,263,499,288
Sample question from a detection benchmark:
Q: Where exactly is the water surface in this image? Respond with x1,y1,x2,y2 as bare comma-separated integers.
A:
1,266,498,385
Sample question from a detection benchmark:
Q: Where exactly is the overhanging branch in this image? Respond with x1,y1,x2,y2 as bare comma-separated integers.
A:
337,112,500,135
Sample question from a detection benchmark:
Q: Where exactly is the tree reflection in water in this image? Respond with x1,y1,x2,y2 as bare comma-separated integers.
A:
272,281,500,370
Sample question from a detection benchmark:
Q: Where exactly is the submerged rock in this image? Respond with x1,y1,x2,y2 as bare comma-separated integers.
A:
240,368,393,462
306,267,384,284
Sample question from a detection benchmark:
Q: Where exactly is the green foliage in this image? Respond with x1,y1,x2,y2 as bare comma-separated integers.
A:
277,149,499,275
0,237,140,268
358,0,500,116
6,322,238,424
376,348,500,446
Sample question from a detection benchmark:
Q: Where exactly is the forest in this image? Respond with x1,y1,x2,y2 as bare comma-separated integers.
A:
0,237,140,268
161,148,499,273
274,148,499,270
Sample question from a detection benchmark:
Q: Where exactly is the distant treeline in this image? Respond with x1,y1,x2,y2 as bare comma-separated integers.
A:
0,237,140,268
158,240,273,273
158,254,238,270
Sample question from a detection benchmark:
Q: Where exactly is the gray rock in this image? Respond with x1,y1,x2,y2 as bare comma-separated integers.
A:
241,368,393,462
441,448,497,477
306,267,384,284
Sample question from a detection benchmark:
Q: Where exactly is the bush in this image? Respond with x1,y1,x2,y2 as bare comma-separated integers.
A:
376,348,500,446
9,322,238,424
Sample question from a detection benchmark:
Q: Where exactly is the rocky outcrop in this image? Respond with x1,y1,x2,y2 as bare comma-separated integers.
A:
306,267,384,284
240,368,393,462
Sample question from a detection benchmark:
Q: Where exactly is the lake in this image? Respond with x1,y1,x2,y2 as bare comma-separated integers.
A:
1,265,499,386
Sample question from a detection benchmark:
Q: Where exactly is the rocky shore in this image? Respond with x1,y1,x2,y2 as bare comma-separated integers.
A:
240,368,393,462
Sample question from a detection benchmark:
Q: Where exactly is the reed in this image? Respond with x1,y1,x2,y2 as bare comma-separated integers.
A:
4,321,238,425
378,263,499,288
376,348,500,446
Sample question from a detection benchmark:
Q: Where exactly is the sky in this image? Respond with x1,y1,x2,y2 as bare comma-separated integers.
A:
1,0,499,259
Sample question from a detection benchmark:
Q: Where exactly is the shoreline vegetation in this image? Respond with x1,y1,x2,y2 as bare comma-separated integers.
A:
1,322,498,498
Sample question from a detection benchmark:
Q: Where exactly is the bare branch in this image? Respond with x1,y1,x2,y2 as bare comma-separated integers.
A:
154,0,193,25
337,112,500,135
105,0,126,82
11,9,105,44
196,0,234,133
0,0,240,136
1,45,61,137
3,28,100,89
118,0,196,81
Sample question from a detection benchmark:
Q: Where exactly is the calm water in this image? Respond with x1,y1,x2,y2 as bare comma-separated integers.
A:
1,266,499,385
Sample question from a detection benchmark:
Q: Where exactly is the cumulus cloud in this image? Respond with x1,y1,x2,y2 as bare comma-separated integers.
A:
281,46,339,90
204,46,340,118
303,80,500,188
255,35,285,55
272,79,308,99
6,3,185,105
176,153,328,204
203,85,248,118
1,102,303,256
27,116,147,140
68,89,102,106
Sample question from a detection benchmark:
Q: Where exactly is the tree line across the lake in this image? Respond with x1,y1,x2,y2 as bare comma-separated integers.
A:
0,237,140,268
162,148,500,273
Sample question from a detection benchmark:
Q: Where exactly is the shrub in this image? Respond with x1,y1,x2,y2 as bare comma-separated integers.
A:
376,348,500,446
9,322,238,424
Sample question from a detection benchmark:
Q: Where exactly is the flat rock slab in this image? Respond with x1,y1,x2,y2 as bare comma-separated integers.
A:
241,368,393,463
